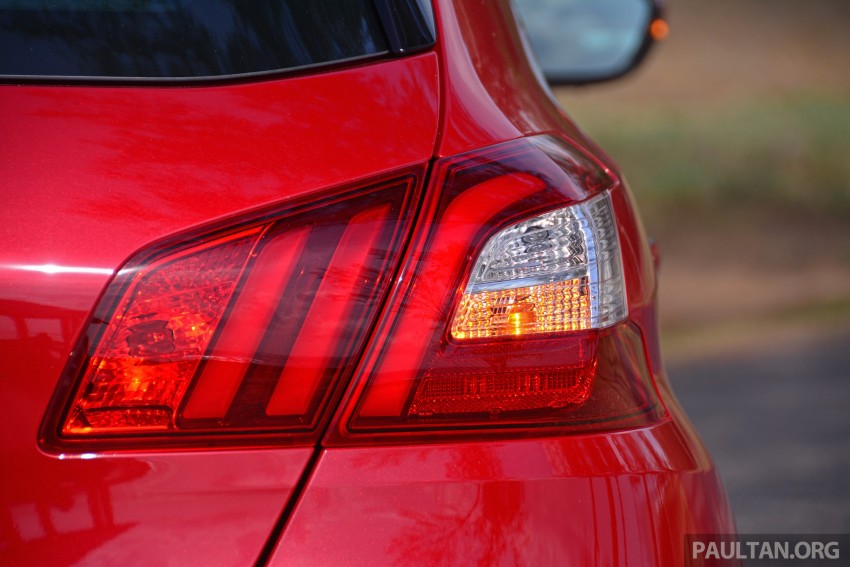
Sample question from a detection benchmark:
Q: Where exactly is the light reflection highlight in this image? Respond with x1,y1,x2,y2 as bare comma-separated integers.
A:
12,264,114,276
57,453,99,461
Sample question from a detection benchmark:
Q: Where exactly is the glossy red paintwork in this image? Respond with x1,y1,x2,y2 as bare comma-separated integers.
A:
432,0,602,159
269,421,732,566
3,448,311,565
1,0,736,564
0,55,439,564
269,0,733,564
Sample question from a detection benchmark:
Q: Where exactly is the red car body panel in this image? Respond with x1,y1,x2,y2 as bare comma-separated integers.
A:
0,0,735,565
0,55,439,564
275,1,735,565
433,0,586,158
270,422,727,566
268,1,735,564
1,448,311,565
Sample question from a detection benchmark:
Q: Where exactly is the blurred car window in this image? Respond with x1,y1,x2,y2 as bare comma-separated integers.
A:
0,0,389,79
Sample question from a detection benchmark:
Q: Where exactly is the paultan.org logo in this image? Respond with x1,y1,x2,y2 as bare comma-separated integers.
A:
687,535,848,565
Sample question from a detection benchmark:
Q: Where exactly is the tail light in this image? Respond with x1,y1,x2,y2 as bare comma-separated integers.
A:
327,136,664,443
41,172,422,450
43,136,664,452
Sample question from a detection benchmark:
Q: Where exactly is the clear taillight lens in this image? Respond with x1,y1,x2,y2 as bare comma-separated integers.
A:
450,191,627,339
328,136,664,442
42,172,421,449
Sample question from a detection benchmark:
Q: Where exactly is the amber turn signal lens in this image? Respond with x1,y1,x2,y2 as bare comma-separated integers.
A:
451,191,627,340
451,278,591,339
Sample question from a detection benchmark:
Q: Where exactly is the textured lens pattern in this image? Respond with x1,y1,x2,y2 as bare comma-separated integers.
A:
451,278,591,339
64,232,261,434
451,191,626,338
471,207,587,287
408,366,593,416
584,191,627,327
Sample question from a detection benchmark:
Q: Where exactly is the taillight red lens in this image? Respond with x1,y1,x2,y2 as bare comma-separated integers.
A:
43,172,421,449
44,137,665,451
327,136,665,442
65,226,266,434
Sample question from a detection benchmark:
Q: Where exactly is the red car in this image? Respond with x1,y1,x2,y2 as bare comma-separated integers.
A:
1,0,736,564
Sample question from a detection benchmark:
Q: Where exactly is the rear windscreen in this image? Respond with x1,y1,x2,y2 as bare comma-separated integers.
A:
0,0,390,80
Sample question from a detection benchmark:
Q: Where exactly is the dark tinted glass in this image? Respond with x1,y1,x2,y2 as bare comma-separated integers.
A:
0,0,389,79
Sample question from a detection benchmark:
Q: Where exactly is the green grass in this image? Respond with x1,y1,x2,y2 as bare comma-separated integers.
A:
563,94,850,220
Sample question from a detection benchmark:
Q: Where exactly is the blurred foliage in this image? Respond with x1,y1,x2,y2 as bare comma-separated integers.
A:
566,94,850,221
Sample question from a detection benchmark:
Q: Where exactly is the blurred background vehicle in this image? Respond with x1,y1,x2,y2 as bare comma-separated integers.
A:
554,0,850,533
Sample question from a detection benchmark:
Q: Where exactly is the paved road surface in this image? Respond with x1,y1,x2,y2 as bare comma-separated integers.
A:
668,327,850,533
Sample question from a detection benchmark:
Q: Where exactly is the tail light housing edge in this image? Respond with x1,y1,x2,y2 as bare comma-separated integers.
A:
40,167,424,452
326,135,666,444
41,135,666,453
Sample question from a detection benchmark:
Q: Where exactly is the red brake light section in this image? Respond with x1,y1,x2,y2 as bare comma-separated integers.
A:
65,226,266,434
42,172,422,450
44,137,665,451
327,136,665,443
